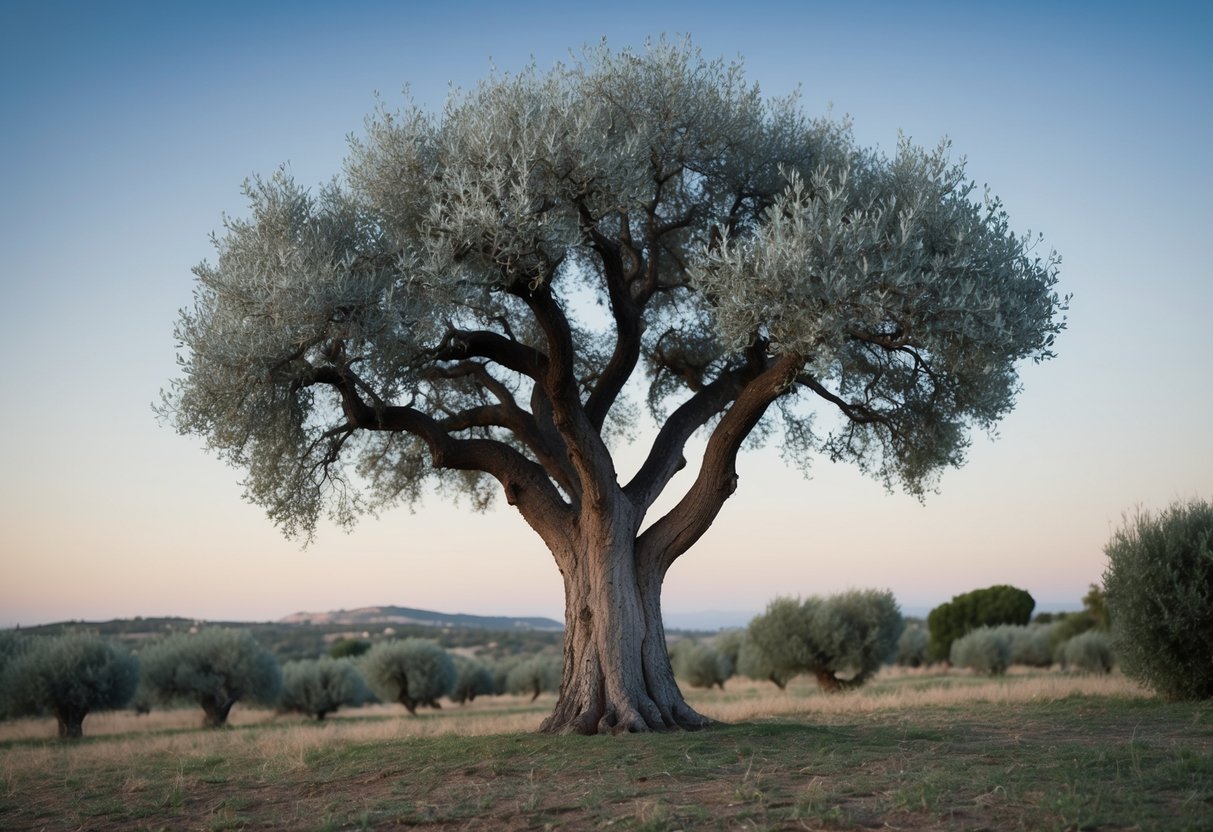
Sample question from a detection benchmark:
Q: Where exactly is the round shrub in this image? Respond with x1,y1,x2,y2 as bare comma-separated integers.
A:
670,641,731,689
451,656,496,704
279,657,373,720
746,590,904,691
950,627,1011,676
140,627,282,727
1103,499,1213,700
1061,631,1114,674
1,634,139,738
504,654,561,701
896,622,930,668
360,639,456,714
998,624,1054,668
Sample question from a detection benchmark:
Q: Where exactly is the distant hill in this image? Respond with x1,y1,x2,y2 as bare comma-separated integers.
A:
279,605,563,632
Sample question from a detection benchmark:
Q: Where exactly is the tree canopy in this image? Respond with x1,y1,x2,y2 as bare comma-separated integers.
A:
162,38,1066,733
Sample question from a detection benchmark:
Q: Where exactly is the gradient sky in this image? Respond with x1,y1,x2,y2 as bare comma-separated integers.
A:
1,1,1209,629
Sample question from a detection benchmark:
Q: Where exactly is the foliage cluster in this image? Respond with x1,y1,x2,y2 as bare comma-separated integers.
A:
279,656,374,720
360,638,457,714
1104,498,1213,700
139,628,282,727
669,639,732,689
0,633,137,738
743,590,904,691
927,585,1035,661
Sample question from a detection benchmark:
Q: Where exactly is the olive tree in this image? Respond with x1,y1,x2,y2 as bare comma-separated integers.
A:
504,654,562,701
279,656,373,720
949,626,1011,675
1,634,138,738
1103,499,1213,700
161,39,1066,733
360,639,456,713
746,590,904,691
139,628,282,727
669,640,731,689
451,656,496,704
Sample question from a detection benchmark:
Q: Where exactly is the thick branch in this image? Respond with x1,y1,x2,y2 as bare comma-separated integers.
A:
581,211,644,431
308,366,574,548
623,369,745,512
515,285,618,508
636,352,803,571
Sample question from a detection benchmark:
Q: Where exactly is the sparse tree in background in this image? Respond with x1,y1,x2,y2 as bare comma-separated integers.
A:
360,639,456,714
736,632,795,690
1103,499,1213,700
140,627,282,727
279,656,373,720
504,654,562,702
451,656,496,704
746,590,903,692
161,38,1066,733
1060,630,1114,674
927,585,1035,662
0,634,138,738
949,627,1012,676
712,630,745,677
895,622,930,668
669,640,731,689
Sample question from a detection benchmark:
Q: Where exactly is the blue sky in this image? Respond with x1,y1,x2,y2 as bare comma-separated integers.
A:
1,1,1210,628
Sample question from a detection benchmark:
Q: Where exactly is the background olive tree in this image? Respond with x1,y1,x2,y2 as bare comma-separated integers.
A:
669,640,732,690
360,639,456,714
162,38,1066,733
279,656,373,720
139,628,282,727
0,634,138,738
451,656,496,705
746,590,903,691
1103,499,1213,700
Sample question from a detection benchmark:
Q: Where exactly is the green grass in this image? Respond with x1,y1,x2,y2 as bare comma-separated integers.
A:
1,683,1211,830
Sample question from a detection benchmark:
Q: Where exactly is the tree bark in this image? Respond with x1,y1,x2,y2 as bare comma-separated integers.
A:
539,519,710,734
201,693,238,728
55,707,85,740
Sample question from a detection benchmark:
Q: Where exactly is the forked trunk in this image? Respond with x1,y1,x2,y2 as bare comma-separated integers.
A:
539,527,709,734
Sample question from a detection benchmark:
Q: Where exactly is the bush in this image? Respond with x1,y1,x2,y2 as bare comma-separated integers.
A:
1,634,138,738
950,627,1012,675
360,639,456,714
896,622,930,668
746,590,904,692
669,640,731,689
711,630,745,677
140,627,282,727
450,656,496,704
927,585,1035,661
504,654,561,701
1103,499,1213,700
1000,624,1054,668
1061,631,1114,674
279,657,373,720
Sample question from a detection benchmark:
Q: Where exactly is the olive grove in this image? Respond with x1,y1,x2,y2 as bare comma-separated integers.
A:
162,39,1066,733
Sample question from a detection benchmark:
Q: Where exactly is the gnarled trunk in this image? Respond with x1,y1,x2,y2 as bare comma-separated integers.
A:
539,522,709,734
201,693,238,728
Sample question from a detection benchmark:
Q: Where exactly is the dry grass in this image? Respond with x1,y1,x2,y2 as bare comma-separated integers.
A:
1,669,1205,832
694,666,1151,723
0,666,1148,772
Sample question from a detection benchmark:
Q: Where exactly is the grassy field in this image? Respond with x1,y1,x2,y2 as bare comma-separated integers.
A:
2,669,1211,831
